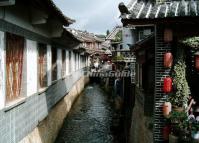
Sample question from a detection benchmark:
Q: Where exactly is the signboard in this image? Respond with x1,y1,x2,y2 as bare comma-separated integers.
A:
0,0,15,6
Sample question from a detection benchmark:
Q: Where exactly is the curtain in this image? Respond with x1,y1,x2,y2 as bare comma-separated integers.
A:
6,33,24,102
38,44,47,88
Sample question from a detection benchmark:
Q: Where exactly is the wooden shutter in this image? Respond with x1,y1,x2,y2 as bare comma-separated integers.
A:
6,33,24,102
38,43,47,89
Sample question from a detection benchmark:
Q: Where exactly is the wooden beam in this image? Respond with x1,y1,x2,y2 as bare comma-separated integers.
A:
122,17,199,26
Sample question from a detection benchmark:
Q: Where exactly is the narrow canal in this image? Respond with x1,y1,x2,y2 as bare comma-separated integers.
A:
55,83,124,143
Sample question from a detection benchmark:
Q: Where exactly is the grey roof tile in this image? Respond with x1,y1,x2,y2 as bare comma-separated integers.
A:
149,4,160,18
140,3,151,18
119,0,199,21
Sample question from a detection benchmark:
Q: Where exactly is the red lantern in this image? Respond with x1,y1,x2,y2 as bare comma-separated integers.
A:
163,102,172,117
195,55,199,71
164,28,173,43
163,77,172,93
164,52,173,68
163,125,171,141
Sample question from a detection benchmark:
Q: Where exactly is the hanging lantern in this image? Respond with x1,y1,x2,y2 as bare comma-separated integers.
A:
163,102,172,117
164,52,173,68
163,77,172,93
164,28,173,43
195,52,199,71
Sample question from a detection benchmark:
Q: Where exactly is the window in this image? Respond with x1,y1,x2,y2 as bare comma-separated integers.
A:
6,33,24,102
52,47,57,81
138,29,152,41
62,50,66,77
38,43,47,89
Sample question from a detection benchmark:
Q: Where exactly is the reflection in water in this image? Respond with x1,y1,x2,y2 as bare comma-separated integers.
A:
55,84,124,143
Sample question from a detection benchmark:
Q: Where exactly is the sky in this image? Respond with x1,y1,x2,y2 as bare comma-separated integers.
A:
53,0,129,35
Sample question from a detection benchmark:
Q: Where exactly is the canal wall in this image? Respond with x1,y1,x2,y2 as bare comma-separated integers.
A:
8,70,89,143
129,87,153,143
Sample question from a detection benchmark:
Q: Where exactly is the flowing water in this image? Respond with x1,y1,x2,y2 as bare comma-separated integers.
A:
55,84,124,143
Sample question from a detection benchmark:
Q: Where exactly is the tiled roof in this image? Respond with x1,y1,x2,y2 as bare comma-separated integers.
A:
46,0,75,25
66,28,104,43
106,26,122,40
119,0,199,20
28,0,75,26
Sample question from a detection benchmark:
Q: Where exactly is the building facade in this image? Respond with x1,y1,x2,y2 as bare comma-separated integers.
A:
0,1,90,143
119,0,199,142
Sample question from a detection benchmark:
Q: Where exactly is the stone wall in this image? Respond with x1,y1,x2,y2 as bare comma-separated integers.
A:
19,76,89,143
0,69,88,143
129,87,153,143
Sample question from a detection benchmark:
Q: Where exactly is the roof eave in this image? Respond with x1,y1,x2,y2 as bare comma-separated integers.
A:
121,16,199,26
46,0,75,26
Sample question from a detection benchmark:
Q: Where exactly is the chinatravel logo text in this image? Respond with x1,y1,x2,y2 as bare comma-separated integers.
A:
85,71,132,77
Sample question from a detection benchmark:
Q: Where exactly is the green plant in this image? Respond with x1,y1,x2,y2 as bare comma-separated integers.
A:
170,111,189,136
191,122,199,134
113,31,122,42
112,55,124,61
169,47,190,108
182,37,199,49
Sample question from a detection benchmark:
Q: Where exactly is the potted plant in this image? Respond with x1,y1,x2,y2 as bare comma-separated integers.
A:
169,111,190,143
191,122,199,142
178,119,191,142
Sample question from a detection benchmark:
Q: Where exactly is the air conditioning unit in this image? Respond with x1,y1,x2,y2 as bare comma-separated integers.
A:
0,0,15,6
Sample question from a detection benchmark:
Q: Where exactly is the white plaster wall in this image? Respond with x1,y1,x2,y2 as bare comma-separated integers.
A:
75,54,78,70
88,56,91,67
26,39,38,96
78,54,81,69
66,50,69,76
57,49,62,80
47,45,52,86
123,27,136,50
71,51,75,72
0,31,5,109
